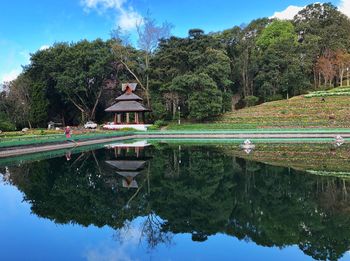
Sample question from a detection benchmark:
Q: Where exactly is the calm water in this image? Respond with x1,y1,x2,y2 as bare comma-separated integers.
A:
1,141,350,261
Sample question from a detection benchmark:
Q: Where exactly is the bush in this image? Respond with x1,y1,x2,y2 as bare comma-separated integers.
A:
154,120,166,127
148,120,167,130
234,99,246,110
147,125,160,130
222,92,232,112
266,94,284,102
243,96,259,107
0,120,16,132
118,127,137,132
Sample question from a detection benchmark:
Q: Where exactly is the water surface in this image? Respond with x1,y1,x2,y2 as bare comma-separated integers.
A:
1,141,350,260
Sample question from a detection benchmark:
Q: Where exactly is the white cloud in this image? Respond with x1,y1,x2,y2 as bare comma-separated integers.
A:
339,0,350,17
81,0,142,30
270,5,304,20
118,8,143,31
39,45,50,51
0,68,21,83
271,2,350,20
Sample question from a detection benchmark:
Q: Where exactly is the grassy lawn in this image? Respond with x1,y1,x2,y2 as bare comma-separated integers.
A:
167,91,350,130
0,129,132,148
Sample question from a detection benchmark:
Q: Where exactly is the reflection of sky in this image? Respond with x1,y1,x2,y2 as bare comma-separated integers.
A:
0,181,340,261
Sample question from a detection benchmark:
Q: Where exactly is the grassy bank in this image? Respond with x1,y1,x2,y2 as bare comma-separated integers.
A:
221,143,350,175
167,90,350,130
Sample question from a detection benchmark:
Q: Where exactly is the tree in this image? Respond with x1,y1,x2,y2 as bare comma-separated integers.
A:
223,18,270,98
255,20,310,98
29,82,48,127
136,15,173,107
171,73,222,120
334,50,350,86
6,74,32,128
24,39,117,124
293,3,350,88
54,39,116,122
316,50,336,87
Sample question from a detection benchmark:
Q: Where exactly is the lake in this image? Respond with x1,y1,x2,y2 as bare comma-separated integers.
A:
1,140,350,261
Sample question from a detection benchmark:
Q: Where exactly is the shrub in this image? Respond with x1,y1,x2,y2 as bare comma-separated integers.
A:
280,110,288,115
0,120,16,132
147,125,160,130
148,120,167,130
118,127,137,132
154,120,166,127
266,94,284,102
243,96,259,107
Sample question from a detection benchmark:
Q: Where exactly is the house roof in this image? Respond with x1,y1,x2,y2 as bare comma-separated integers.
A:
105,160,146,170
105,101,151,112
122,178,138,188
117,171,141,178
122,83,137,92
115,92,143,102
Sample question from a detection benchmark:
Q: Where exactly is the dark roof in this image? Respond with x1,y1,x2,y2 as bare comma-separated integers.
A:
117,171,141,178
115,92,143,102
122,178,138,188
122,83,137,92
105,160,146,170
105,101,151,112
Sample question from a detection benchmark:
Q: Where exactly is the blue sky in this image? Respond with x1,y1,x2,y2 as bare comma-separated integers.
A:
0,0,348,83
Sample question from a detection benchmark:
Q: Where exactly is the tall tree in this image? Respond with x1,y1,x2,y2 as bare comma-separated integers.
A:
136,15,173,107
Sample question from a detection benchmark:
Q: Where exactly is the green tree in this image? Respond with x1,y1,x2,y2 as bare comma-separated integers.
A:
171,73,222,120
255,20,310,98
29,82,48,127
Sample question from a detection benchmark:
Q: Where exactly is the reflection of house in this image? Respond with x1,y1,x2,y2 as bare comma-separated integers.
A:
105,140,151,189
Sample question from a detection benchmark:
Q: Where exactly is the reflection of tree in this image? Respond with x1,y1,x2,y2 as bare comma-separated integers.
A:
141,212,173,249
4,145,350,260
7,150,149,229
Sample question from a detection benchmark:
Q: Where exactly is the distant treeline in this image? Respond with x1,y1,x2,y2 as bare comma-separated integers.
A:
1,2,350,129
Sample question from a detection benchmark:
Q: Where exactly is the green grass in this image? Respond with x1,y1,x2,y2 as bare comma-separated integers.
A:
221,143,350,175
166,88,350,130
0,131,133,148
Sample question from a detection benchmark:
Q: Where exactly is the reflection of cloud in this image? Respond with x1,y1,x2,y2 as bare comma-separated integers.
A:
118,225,142,244
85,245,137,261
84,224,142,261
81,0,142,30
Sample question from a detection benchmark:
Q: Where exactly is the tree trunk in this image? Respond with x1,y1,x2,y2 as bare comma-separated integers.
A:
313,69,317,89
91,87,103,120
145,53,151,108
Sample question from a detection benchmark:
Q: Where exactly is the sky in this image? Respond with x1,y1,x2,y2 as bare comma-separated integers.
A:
1,0,350,84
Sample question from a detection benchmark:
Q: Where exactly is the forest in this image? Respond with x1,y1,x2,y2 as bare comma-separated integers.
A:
1,2,350,129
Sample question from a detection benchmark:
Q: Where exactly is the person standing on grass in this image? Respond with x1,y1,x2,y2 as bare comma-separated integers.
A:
64,126,78,146
64,126,71,139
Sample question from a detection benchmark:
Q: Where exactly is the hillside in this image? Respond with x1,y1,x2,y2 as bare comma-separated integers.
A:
168,88,350,130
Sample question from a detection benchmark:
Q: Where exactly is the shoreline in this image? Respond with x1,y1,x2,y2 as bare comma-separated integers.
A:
1,129,350,158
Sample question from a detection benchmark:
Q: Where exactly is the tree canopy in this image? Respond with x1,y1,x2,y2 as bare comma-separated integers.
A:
2,3,350,127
